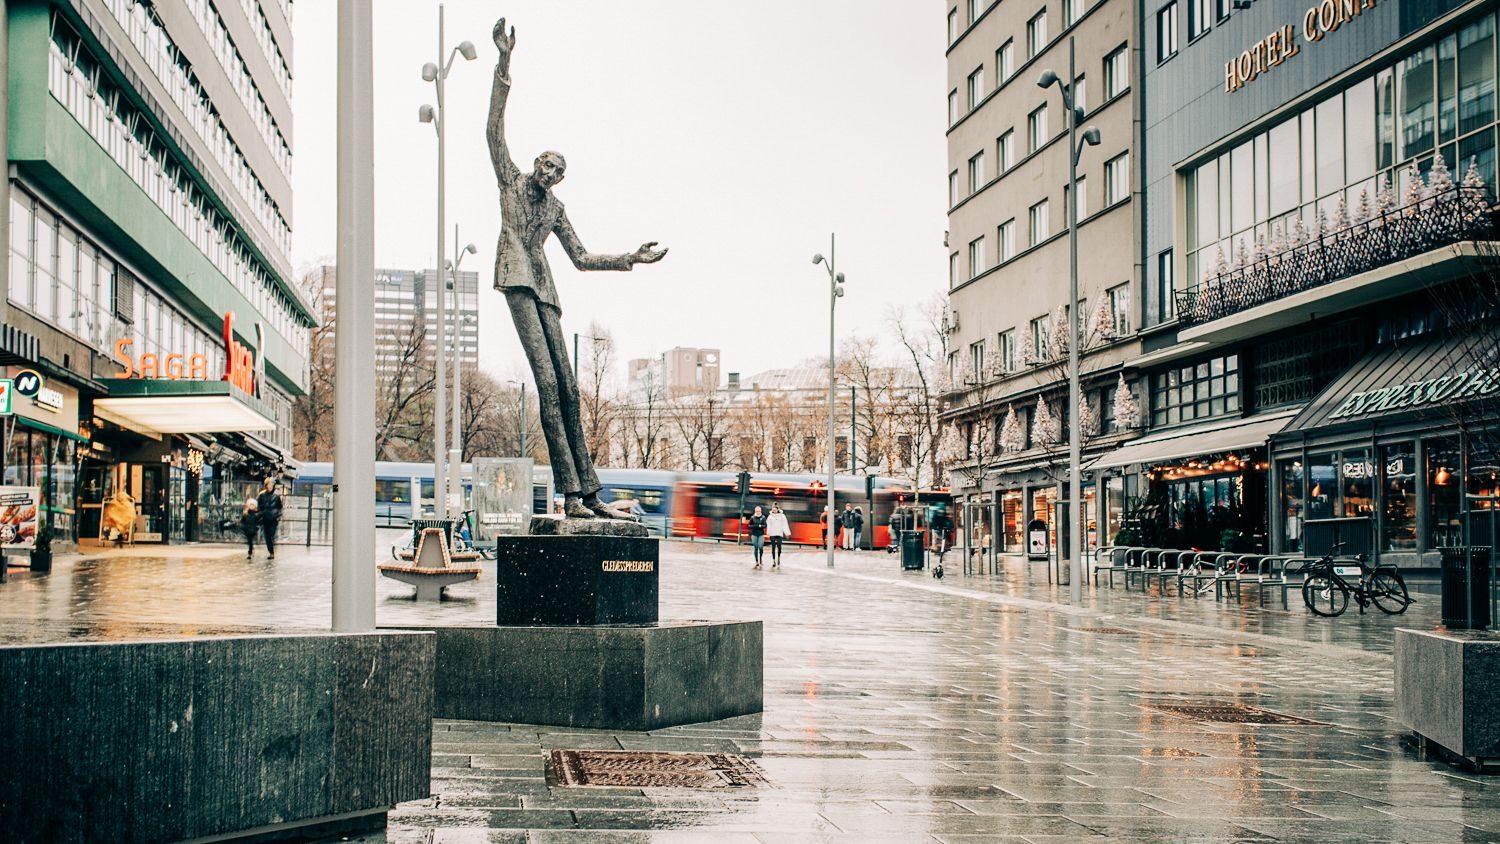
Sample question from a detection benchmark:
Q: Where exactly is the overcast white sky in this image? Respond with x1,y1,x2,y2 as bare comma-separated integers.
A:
291,1,947,381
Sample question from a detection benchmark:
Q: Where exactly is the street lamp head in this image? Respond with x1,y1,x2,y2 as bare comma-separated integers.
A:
463,243,478,255
812,253,825,265
418,104,436,124
834,286,846,298
421,62,439,82
457,40,477,61
1036,68,1059,89
1082,126,1102,146
835,272,845,283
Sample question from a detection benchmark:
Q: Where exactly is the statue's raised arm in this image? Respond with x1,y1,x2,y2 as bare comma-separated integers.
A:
486,17,519,183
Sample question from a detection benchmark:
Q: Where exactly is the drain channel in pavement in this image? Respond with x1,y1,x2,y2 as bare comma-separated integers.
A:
547,749,773,789
1142,699,1329,725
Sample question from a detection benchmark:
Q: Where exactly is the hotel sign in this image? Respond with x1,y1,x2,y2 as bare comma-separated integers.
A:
1328,367,1500,419
1225,0,1376,93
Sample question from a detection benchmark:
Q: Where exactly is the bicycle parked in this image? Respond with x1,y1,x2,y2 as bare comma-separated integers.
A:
1300,541,1412,617
390,509,497,562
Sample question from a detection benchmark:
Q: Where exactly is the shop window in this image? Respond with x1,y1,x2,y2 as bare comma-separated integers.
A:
1279,458,1304,552
1341,450,1374,518
1307,452,1339,520
1426,437,1462,548
1002,490,1023,552
1149,353,1239,427
1467,429,1500,522
1381,443,1418,551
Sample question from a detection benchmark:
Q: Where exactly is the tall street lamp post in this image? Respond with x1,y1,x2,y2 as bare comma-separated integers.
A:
447,229,477,513
812,236,846,568
1037,37,1101,604
573,332,605,381
418,4,476,519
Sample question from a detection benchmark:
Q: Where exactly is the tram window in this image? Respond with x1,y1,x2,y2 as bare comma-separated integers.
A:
608,487,665,513
375,479,411,503
420,479,434,501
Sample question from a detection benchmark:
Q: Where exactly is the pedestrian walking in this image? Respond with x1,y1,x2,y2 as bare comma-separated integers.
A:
745,506,768,569
840,503,855,550
240,498,259,558
256,477,283,560
853,506,865,551
819,506,829,546
766,502,790,569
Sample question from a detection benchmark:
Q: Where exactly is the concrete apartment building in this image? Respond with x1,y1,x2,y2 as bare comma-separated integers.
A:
942,0,1144,560
316,265,479,376
626,346,720,395
1,0,313,546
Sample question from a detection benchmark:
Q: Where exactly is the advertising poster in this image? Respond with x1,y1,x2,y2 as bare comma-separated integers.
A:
0,486,41,550
472,458,534,540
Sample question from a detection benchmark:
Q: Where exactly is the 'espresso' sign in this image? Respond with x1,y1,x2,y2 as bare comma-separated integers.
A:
1226,0,1376,93
1328,367,1500,419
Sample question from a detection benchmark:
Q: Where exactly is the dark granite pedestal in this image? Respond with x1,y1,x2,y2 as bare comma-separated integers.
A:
1395,628,1500,769
495,530,657,625
0,631,434,843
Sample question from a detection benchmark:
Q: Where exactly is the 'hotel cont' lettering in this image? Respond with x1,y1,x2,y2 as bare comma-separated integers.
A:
601,560,654,572
1328,367,1500,419
1226,0,1375,93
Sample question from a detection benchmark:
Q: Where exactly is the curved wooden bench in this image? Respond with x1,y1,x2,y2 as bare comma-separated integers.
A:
379,528,480,600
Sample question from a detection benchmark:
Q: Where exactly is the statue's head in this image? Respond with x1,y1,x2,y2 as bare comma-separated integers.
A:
531,151,566,189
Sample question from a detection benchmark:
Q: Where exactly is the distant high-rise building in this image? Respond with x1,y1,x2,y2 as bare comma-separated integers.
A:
628,347,719,394
317,265,479,375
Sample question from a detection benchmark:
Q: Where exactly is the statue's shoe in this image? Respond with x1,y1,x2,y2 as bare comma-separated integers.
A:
563,497,595,519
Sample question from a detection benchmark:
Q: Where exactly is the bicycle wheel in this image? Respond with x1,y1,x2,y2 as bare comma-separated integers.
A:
1370,571,1411,614
1303,573,1349,617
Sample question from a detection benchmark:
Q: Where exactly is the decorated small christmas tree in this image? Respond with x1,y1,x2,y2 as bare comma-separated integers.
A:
1000,405,1025,453
937,424,964,470
1333,193,1351,234
1078,394,1100,440
1315,206,1330,239
1375,172,1396,218
1354,189,1372,226
1428,150,1454,198
1086,294,1114,347
1290,216,1308,249
1252,233,1268,263
1214,245,1230,278
1269,222,1287,259
1032,396,1061,447
1461,156,1489,226
1047,305,1069,360
1112,373,1140,431
1234,237,1250,270
1402,160,1425,215
1018,331,1036,367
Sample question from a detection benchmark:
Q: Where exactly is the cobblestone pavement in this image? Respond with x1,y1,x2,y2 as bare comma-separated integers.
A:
1,539,1494,842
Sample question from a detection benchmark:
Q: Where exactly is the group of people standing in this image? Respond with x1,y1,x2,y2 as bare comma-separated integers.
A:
822,503,865,551
239,477,284,559
742,503,790,569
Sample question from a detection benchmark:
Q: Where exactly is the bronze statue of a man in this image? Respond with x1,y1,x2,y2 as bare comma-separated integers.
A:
487,18,667,520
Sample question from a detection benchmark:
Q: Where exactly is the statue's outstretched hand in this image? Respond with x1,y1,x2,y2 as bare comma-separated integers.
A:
493,17,516,65
631,242,668,264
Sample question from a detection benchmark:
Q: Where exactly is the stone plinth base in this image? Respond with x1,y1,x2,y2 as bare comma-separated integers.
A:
496,534,658,625
1395,627,1500,767
529,515,649,537
428,622,763,730
0,631,435,842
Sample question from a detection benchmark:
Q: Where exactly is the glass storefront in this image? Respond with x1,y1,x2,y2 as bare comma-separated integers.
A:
1001,490,1023,551
1,422,78,545
1381,443,1418,551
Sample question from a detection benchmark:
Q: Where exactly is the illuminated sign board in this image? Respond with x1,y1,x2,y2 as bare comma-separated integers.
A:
1225,0,1376,93
1327,367,1500,419
113,311,260,397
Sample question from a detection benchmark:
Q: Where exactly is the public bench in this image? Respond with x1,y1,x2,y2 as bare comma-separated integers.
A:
379,527,481,600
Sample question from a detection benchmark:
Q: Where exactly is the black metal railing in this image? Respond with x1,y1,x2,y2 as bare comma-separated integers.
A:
1176,184,1496,327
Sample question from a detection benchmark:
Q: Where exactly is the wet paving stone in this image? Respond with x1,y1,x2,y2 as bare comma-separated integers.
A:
4,539,1497,841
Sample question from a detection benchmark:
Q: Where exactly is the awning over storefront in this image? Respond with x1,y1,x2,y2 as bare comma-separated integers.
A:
1276,331,1495,437
93,380,276,435
1088,409,1302,471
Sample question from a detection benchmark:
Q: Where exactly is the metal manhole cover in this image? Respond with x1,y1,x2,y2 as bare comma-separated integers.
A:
547,749,772,789
1073,626,1138,635
1142,700,1327,725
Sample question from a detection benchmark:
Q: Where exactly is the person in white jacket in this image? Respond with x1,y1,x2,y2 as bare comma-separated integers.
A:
765,502,791,569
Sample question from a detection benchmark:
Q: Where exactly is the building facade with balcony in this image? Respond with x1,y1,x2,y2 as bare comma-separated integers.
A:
942,0,1146,564
2,0,312,547
1127,0,1500,564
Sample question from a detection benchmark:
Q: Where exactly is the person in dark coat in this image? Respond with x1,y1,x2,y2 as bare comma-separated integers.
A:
240,498,259,558
256,478,283,559
744,505,768,569
852,506,865,551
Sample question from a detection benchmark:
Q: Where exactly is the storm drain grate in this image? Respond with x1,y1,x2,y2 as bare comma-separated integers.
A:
1142,700,1328,725
547,749,772,789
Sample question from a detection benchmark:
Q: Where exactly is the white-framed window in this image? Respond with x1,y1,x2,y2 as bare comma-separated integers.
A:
967,0,979,23
948,8,960,44
1073,175,1088,220
1104,45,1128,98
1028,10,1048,58
998,130,1016,171
1064,0,1085,27
968,235,987,278
970,339,986,378
998,329,1017,373
949,170,959,206
968,150,986,193
1157,249,1175,321
998,218,1016,261
1158,2,1179,63
1108,283,1132,335
948,89,959,125
1075,75,1087,113
1029,199,1050,245
1189,0,1212,40
968,65,987,109
1105,152,1131,204
1030,315,1050,360
1216,0,1233,22
950,252,961,286
1028,104,1049,152
997,40,1014,82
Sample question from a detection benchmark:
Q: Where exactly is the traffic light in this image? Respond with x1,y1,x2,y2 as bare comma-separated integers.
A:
736,471,751,496
865,474,875,504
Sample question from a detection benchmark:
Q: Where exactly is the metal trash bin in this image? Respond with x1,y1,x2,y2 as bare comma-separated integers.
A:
901,532,925,570
1439,546,1492,630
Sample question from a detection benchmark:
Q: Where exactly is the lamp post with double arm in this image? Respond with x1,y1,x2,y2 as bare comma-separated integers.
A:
812,236,846,568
